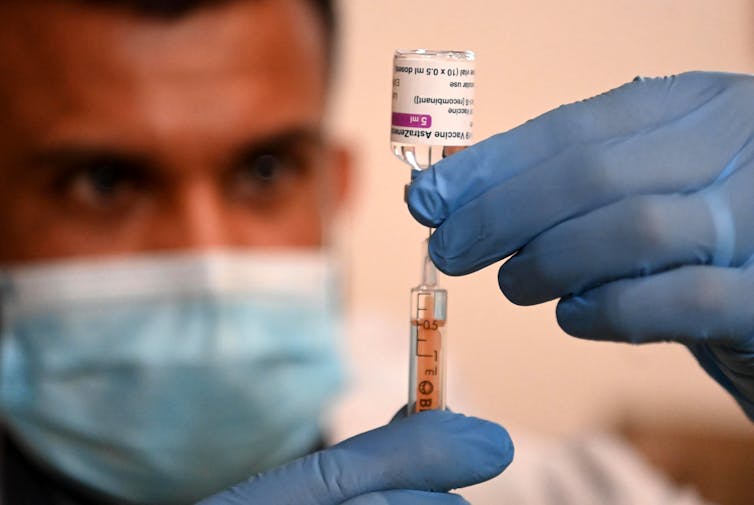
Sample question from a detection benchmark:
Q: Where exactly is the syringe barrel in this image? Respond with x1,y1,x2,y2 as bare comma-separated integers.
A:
408,285,447,415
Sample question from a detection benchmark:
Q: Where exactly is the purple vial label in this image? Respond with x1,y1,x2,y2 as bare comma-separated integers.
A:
392,112,432,129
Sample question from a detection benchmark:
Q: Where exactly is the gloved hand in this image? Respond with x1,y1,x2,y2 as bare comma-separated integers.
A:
407,71,754,421
197,410,513,504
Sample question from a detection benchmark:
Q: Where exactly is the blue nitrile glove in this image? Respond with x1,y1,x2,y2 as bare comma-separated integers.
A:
407,71,754,421
197,410,513,504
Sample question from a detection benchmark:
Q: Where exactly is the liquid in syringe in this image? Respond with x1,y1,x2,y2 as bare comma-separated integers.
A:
409,249,447,414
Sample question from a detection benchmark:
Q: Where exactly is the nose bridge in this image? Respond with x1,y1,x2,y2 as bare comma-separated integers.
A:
156,174,228,251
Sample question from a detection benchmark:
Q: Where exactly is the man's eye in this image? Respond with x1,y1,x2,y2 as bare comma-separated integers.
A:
241,154,293,185
56,158,146,210
233,152,308,205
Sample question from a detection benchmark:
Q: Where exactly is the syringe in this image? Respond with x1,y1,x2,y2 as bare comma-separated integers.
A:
390,49,475,415
409,245,447,414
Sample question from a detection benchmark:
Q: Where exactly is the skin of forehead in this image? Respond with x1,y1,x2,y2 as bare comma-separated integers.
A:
0,0,329,166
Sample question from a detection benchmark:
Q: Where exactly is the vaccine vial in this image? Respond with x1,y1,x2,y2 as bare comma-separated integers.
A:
391,49,476,170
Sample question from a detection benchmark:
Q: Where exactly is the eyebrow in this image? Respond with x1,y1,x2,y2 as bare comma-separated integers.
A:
231,127,324,164
28,143,151,173
26,126,325,170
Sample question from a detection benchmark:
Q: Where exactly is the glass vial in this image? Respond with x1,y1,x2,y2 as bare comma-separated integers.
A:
391,49,476,170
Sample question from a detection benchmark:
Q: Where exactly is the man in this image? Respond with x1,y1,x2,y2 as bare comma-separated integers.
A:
0,1,511,503
0,1,750,505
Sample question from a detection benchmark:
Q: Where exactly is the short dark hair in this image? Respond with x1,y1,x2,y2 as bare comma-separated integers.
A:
74,0,336,57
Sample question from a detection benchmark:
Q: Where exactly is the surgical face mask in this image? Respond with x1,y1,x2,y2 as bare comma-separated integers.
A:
0,250,344,504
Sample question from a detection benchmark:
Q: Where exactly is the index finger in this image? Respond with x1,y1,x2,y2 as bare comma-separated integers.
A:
407,72,736,227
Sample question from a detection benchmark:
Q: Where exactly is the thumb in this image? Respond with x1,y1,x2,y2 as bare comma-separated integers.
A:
198,410,513,505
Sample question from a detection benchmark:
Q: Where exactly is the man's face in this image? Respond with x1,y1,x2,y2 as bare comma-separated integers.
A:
0,0,348,264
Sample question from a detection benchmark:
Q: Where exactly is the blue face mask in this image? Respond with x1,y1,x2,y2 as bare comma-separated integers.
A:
0,250,344,504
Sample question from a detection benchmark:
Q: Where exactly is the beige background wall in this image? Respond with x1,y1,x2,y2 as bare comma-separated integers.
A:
329,0,754,435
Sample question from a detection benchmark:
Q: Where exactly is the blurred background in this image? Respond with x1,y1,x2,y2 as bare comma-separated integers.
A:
328,1,754,503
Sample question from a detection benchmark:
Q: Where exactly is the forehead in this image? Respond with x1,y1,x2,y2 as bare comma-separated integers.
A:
0,0,328,150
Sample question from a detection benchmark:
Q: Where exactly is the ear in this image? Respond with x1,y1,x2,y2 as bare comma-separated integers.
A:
325,142,354,213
